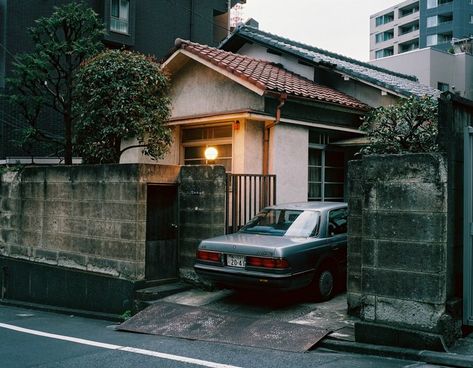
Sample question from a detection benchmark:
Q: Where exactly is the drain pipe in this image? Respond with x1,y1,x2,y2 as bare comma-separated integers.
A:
263,93,287,175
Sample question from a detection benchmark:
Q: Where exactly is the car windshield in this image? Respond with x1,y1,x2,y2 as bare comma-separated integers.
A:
239,209,320,237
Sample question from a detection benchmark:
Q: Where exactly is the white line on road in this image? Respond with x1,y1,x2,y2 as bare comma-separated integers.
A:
0,322,243,368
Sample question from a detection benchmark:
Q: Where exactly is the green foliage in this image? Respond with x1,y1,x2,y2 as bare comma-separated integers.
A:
6,2,104,164
120,310,132,321
74,49,173,164
359,96,439,155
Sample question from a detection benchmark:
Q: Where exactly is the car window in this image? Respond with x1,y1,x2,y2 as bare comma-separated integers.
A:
240,209,320,237
327,208,347,237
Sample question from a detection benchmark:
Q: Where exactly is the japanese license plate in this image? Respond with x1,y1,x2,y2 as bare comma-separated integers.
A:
226,254,245,268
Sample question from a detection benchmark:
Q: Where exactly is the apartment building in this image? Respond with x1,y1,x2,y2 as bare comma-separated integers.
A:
370,0,473,60
0,0,242,160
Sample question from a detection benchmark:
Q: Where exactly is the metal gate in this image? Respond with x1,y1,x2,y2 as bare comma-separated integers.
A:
464,126,473,326
225,174,276,234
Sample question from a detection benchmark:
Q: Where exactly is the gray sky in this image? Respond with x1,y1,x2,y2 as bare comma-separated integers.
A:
241,0,403,61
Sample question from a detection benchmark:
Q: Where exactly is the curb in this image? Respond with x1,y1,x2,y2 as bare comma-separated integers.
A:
319,338,473,368
0,299,124,323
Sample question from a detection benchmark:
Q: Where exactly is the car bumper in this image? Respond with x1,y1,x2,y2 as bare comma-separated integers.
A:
194,263,314,291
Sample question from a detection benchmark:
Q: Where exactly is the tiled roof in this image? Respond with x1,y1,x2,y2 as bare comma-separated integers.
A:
221,25,440,98
174,39,368,111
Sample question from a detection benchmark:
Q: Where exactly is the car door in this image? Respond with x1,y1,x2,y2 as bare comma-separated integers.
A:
326,207,348,269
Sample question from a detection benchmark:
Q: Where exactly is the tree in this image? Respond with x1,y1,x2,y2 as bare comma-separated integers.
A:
359,96,439,155
74,49,173,164
7,2,104,164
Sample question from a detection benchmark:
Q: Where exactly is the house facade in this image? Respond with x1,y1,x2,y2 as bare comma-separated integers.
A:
0,0,243,161
123,25,439,205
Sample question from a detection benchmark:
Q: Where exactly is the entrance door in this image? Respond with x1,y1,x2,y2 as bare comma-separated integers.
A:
145,185,178,281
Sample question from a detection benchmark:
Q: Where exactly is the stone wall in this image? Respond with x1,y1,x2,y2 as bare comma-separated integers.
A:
178,165,226,282
347,154,461,347
0,164,179,281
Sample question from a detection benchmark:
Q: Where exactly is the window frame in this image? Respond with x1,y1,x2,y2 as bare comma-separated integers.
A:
110,0,130,35
308,143,345,202
181,124,233,172
327,207,348,238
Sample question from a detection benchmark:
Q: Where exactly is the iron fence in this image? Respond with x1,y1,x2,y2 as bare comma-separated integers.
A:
225,174,276,234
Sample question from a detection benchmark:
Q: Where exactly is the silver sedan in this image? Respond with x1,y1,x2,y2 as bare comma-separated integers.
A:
194,202,347,301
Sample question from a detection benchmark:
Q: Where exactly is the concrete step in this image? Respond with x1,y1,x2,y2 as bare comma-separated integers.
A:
135,281,192,303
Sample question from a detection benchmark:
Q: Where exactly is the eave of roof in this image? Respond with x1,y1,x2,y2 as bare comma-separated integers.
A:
220,25,440,99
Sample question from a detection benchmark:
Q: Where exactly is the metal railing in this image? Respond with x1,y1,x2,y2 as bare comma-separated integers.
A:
225,174,276,234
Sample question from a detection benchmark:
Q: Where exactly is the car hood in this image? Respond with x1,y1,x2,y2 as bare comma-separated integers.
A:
199,233,314,258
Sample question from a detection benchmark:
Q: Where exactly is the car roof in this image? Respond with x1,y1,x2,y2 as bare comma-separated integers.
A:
265,201,347,211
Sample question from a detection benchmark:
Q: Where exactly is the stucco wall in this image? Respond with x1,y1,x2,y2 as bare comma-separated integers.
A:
0,164,179,281
269,123,308,203
232,119,264,175
169,61,265,119
120,126,181,165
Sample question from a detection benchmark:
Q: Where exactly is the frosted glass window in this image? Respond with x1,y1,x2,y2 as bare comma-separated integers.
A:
110,0,129,34
427,0,438,9
427,16,438,27
427,34,438,46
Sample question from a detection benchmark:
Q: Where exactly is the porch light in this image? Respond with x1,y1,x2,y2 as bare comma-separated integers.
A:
205,146,218,162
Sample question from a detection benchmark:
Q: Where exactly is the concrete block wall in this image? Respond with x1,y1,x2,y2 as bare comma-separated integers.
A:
178,165,226,282
347,154,461,345
0,164,179,281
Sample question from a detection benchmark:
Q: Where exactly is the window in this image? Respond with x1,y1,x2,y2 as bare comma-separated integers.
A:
308,148,345,202
427,34,438,46
399,2,419,18
375,12,394,27
438,13,453,24
438,31,453,44
427,0,438,9
427,16,438,28
399,21,419,35
110,0,129,34
437,82,450,91
328,208,348,237
375,47,394,59
470,15,473,24
182,125,233,172
399,39,419,53
375,30,394,43
240,209,320,237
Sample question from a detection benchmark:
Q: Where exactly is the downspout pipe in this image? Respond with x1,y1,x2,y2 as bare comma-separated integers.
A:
263,93,287,175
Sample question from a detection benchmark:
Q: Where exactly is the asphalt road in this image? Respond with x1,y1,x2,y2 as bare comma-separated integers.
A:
0,305,445,368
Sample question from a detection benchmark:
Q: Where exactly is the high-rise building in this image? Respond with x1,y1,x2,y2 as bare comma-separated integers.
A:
370,0,473,60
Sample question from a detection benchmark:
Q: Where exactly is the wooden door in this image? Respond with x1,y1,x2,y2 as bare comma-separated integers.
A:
145,185,178,281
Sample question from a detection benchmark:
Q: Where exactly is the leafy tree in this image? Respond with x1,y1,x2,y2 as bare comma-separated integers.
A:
74,49,173,164
7,2,104,164
360,96,439,155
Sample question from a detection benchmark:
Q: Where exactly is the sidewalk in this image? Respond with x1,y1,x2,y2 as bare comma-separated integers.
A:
158,288,473,368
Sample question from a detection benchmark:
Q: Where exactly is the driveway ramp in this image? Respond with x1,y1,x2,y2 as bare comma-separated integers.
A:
117,301,330,352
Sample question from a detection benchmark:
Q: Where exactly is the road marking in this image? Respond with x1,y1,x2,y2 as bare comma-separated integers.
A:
0,322,243,368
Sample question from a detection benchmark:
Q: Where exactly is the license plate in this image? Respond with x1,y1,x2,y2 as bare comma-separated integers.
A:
226,254,245,268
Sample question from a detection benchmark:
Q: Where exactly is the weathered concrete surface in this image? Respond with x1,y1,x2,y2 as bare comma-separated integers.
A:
0,164,179,281
347,154,461,347
178,165,226,283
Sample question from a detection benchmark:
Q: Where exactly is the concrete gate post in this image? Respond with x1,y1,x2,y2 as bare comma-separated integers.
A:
347,154,462,349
